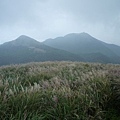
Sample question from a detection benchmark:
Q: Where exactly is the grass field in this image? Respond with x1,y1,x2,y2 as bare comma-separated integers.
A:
0,61,120,120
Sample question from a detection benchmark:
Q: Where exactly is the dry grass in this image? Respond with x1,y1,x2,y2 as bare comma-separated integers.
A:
0,61,120,120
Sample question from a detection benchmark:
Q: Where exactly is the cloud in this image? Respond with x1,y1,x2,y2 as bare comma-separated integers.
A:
0,0,120,45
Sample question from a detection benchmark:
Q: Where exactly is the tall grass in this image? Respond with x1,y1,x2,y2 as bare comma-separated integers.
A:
0,61,120,120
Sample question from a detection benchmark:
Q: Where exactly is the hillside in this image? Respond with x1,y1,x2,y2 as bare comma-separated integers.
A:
0,35,84,66
44,32,120,63
0,33,120,65
0,61,120,119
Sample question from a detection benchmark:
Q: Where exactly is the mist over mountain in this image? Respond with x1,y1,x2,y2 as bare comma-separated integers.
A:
0,35,84,66
44,32,120,64
0,32,120,66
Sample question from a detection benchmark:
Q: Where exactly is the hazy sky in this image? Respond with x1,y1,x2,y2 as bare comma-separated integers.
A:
0,0,120,45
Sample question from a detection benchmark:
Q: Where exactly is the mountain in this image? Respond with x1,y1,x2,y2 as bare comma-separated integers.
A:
1,33,120,65
103,43,120,57
43,32,120,64
0,35,84,66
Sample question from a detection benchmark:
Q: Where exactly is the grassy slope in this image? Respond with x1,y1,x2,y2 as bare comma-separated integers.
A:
0,61,120,120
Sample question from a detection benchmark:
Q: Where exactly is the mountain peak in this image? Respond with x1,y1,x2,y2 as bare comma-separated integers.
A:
16,35,31,40
80,32,91,36
64,32,92,38
16,35,36,42
12,35,40,46
2,35,41,47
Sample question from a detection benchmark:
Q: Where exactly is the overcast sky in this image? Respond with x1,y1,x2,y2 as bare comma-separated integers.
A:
0,0,120,45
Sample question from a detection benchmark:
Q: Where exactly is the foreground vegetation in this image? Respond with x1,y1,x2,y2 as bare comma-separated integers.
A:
0,61,120,120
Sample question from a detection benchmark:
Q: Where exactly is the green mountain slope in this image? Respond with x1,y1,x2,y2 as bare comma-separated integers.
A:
0,35,84,66
1,33,120,65
103,43,120,56
43,32,120,63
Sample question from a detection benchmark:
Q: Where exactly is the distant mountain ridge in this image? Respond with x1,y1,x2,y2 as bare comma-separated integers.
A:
0,35,84,66
0,32,120,66
43,32,120,64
